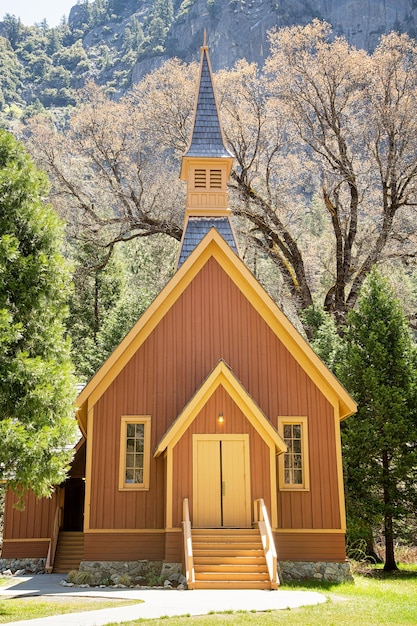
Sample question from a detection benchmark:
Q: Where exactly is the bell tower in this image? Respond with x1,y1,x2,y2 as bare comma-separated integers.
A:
177,33,238,269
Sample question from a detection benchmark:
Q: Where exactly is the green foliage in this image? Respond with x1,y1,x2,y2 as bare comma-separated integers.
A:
0,37,24,110
302,305,342,370
67,570,94,585
0,129,77,500
337,268,417,568
68,235,177,381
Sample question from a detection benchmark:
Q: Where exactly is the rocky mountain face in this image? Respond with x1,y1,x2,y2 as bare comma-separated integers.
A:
1,0,417,113
131,0,417,78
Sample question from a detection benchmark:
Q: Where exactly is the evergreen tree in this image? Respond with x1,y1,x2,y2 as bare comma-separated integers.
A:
338,268,417,570
0,130,77,501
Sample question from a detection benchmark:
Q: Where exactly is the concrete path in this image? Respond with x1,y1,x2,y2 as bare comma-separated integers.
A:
0,574,326,625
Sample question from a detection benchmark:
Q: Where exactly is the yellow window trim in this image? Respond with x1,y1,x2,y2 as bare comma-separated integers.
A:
277,416,310,492
119,416,151,491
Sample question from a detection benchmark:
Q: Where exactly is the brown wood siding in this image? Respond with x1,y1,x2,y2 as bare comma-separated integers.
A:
89,257,341,533
83,533,165,561
171,385,272,527
3,490,57,541
1,540,49,559
275,532,346,561
165,531,182,562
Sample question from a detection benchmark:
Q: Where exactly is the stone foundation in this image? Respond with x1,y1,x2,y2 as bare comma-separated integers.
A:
279,560,353,583
0,558,46,575
79,560,182,586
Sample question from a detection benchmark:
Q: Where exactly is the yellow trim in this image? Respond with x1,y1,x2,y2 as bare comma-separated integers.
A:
84,528,171,534
269,446,278,528
185,208,232,217
2,538,50,542
84,403,94,532
76,230,356,431
166,447,173,529
277,417,310,491
274,528,345,534
156,361,283,530
334,406,347,532
118,416,151,491
154,360,286,456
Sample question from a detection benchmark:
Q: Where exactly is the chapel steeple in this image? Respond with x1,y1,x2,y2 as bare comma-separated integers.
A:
176,33,238,269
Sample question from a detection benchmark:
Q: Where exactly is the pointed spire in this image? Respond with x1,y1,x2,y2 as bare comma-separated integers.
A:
184,35,232,159
176,35,238,270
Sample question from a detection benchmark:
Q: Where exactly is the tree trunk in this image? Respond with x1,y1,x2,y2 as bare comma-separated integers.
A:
382,450,398,571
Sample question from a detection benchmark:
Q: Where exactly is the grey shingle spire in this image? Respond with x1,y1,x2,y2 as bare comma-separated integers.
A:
185,46,232,159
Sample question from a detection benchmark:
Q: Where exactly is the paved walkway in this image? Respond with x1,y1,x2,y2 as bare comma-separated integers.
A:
0,574,326,625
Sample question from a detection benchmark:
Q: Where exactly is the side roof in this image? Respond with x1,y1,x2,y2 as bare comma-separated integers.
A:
76,229,356,436
177,216,238,268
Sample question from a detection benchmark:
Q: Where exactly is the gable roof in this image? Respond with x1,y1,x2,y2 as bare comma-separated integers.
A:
76,228,356,437
154,359,287,456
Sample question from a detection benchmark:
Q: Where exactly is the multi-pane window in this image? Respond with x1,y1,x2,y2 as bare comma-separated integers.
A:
283,423,303,485
125,423,145,484
119,416,150,490
278,417,309,490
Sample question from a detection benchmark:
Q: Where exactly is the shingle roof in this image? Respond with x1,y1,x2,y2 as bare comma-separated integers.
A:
185,49,232,159
177,218,238,268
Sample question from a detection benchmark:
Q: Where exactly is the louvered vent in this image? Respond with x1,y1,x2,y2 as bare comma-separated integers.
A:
210,170,222,189
195,169,207,188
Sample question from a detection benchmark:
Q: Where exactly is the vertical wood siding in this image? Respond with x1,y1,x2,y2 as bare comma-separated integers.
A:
89,257,341,534
3,490,57,541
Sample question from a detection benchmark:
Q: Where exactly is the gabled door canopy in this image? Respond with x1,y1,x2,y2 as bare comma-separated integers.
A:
154,359,287,457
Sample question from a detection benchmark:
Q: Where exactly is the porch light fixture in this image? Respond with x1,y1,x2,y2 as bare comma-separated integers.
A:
217,413,224,424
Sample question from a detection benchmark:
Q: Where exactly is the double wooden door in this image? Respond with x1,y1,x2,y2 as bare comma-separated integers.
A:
193,435,251,527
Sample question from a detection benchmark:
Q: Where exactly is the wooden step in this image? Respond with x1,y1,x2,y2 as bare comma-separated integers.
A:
194,564,268,574
52,532,84,574
194,571,269,581
193,541,264,556
190,527,275,590
194,555,266,565
192,580,271,590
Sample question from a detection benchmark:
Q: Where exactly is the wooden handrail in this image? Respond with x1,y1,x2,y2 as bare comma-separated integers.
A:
45,506,62,574
254,498,279,588
182,498,195,588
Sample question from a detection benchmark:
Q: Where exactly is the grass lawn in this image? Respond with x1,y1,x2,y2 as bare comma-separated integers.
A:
0,595,140,623
105,566,417,626
0,566,415,625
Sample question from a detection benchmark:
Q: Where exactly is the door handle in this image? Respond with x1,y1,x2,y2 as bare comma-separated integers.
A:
222,481,226,496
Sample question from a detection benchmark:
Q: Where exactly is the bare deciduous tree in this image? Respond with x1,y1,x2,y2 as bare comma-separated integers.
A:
25,24,417,333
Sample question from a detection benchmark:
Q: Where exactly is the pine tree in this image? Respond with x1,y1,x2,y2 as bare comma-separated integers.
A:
0,130,77,501
338,268,417,570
